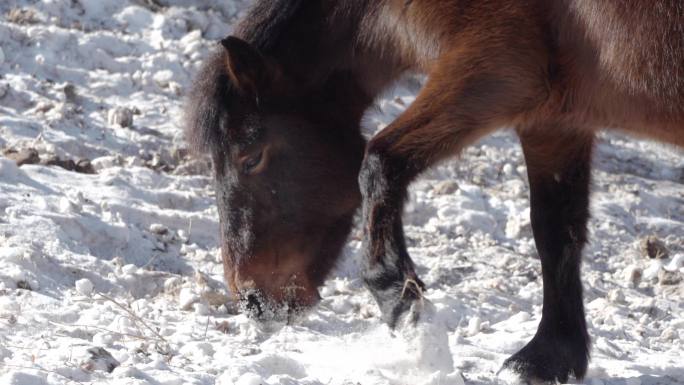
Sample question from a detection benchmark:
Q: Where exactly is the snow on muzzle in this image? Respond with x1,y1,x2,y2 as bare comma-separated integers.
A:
228,254,322,322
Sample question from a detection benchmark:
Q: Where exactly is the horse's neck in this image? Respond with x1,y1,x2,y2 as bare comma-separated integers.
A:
290,0,405,99
344,2,416,100
270,0,407,116
235,0,408,114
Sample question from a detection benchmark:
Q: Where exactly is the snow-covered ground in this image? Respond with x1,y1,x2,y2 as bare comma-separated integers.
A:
0,1,682,384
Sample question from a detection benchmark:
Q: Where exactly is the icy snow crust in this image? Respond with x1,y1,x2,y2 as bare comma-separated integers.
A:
0,1,683,384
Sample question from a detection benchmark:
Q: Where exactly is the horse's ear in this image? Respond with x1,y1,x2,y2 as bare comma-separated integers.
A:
221,36,269,97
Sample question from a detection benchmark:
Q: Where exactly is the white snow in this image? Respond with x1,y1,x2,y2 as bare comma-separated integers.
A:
75,278,94,296
0,1,683,385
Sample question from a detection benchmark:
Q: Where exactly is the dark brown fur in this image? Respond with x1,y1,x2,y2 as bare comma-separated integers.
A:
185,0,683,382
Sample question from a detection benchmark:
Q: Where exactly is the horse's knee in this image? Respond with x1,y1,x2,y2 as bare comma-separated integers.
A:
359,143,392,202
361,137,416,199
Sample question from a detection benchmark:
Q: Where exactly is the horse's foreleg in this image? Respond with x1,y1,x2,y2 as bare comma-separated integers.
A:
359,48,547,327
503,126,594,383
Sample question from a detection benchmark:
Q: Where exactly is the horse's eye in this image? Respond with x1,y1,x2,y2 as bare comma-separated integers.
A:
241,151,263,175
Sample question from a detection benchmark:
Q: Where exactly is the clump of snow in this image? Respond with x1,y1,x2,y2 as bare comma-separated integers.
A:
466,316,482,336
642,259,664,281
107,106,134,128
665,253,684,272
81,347,120,373
0,158,20,179
0,0,683,384
75,278,95,296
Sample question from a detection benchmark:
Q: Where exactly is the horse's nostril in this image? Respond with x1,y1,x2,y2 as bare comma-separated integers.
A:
244,291,263,318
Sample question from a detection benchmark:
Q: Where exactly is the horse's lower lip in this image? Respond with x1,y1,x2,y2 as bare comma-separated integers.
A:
239,292,319,322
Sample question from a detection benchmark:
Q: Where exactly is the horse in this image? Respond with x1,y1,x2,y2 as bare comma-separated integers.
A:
184,0,684,382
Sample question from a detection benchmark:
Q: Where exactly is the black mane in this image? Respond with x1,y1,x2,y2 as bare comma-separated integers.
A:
184,0,306,154
184,50,230,154
236,0,306,52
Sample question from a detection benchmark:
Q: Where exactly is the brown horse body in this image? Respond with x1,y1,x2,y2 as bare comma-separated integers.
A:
358,1,684,148
186,1,683,383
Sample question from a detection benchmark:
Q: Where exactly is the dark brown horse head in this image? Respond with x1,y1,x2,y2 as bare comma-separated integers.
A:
185,36,366,320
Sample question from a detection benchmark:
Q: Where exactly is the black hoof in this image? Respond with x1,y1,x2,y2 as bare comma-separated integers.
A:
502,333,588,384
368,276,427,328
